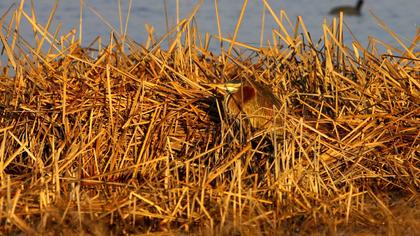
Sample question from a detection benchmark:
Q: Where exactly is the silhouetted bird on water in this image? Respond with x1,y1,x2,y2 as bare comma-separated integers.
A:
329,0,364,16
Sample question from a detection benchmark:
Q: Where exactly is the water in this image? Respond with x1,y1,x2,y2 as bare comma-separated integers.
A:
0,0,419,53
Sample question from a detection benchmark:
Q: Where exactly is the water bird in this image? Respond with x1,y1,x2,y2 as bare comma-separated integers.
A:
329,0,364,16
211,78,282,130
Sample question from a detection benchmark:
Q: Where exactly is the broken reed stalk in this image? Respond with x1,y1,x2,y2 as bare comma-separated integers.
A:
0,1,419,235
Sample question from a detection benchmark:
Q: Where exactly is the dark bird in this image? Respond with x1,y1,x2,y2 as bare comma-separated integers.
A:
329,0,364,16
211,78,282,129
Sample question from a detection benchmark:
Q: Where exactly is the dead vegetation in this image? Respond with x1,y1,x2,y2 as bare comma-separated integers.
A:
0,1,419,235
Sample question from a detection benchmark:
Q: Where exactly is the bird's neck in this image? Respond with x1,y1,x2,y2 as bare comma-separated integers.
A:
356,0,364,11
237,86,256,104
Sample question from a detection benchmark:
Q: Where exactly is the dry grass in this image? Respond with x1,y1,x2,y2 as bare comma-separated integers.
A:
0,1,419,235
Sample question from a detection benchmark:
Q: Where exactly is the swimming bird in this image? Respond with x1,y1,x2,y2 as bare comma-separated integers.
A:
211,78,282,130
329,0,364,16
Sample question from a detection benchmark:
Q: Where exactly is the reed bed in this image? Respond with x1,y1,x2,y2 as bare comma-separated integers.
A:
0,1,419,235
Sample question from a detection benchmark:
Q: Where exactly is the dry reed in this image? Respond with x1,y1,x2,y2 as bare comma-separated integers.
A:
0,1,419,235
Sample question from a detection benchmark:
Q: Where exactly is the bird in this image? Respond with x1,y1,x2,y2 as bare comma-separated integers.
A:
329,0,364,16
210,78,282,130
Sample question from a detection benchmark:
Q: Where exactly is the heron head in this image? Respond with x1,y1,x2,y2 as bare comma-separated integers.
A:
210,79,244,95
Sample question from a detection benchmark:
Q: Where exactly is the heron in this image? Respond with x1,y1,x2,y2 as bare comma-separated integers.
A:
211,78,282,130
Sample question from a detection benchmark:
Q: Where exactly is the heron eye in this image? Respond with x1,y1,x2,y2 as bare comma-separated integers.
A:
240,86,256,103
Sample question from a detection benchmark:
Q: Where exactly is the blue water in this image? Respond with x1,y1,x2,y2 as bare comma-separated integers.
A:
0,0,418,53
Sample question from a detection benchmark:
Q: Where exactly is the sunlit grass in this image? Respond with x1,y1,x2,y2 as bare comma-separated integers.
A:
0,0,418,235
